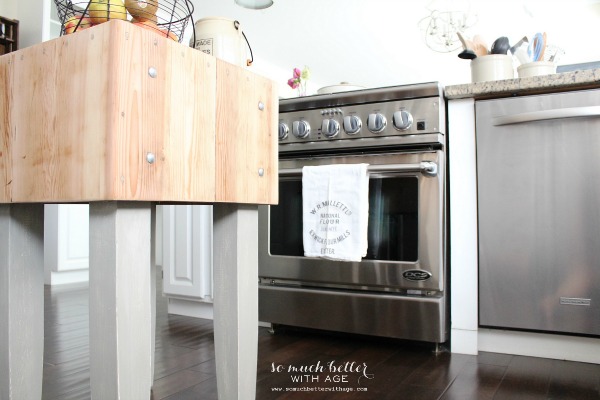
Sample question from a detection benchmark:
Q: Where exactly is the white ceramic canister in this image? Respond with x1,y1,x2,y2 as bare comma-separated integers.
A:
517,61,557,78
470,54,514,83
191,17,250,67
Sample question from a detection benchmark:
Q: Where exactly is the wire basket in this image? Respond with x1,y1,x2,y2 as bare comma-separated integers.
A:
53,0,194,43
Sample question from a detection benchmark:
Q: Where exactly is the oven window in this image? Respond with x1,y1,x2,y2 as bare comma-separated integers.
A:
269,177,418,262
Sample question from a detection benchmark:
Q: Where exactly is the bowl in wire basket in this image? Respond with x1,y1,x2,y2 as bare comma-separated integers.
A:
53,0,194,43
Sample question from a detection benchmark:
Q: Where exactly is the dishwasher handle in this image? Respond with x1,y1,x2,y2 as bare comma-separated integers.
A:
279,161,438,177
492,106,600,126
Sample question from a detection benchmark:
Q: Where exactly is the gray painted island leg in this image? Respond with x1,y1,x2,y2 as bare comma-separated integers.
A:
213,204,259,400
88,202,153,399
0,204,44,400
150,204,157,382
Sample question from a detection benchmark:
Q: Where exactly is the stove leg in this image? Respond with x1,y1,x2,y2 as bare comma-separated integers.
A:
433,342,446,355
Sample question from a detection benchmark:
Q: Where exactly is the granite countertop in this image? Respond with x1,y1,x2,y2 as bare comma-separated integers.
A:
445,68,600,100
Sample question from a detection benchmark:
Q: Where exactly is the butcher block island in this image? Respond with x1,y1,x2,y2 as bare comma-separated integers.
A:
0,20,277,400
0,19,278,204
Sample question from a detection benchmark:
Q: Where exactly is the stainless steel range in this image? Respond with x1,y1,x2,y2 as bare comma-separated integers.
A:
258,82,448,344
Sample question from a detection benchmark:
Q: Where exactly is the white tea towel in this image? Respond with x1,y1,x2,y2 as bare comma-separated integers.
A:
302,163,369,261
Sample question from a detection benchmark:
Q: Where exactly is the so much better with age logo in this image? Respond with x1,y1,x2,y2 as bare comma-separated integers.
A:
269,359,374,394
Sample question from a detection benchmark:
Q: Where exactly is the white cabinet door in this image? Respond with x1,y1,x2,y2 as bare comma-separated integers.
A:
162,205,213,301
44,204,90,285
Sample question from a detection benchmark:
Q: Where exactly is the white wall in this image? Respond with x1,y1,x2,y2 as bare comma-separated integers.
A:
189,0,600,92
6,1,600,91
0,2,17,19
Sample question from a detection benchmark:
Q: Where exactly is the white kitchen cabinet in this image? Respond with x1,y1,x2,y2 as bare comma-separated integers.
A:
44,204,89,285
162,205,214,319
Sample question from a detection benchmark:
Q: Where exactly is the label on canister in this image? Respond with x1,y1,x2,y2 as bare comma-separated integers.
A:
193,38,214,56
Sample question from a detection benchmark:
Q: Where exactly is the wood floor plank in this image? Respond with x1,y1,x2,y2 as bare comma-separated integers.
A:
493,355,553,400
547,359,600,400
42,369,90,400
154,344,216,380
150,369,214,399
44,319,88,335
476,351,514,367
160,377,218,400
42,343,89,366
439,362,506,400
188,359,216,375
43,356,89,379
401,351,474,389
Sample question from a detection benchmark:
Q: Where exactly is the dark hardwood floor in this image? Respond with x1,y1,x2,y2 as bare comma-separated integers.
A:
42,275,600,400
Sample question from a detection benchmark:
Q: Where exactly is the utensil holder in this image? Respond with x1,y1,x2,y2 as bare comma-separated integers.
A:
517,61,557,78
470,55,514,83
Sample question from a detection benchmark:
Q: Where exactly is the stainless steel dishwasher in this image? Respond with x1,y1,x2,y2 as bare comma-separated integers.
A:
476,88,600,337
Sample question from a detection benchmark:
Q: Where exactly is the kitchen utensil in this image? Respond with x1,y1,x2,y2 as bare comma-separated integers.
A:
510,36,530,65
457,32,477,59
490,36,510,54
528,32,545,62
458,49,477,60
545,45,564,63
538,32,547,61
472,35,489,57
509,36,528,55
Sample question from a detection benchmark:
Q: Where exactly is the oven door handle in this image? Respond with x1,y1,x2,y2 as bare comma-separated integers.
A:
279,161,438,177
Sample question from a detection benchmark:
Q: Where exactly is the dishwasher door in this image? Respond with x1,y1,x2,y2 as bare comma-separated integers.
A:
476,89,600,337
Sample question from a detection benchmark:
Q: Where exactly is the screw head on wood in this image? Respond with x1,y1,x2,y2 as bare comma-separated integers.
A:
148,67,157,78
146,152,156,164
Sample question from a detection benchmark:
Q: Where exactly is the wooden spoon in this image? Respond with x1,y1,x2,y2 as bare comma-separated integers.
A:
538,32,547,61
472,35,489,57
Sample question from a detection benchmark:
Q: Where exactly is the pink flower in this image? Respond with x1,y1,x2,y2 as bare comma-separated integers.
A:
287,66,310,96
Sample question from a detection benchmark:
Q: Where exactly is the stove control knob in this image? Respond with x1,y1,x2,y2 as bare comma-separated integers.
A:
292,120,311,139
321,119,340,138
393,110,414,131
367,113,387,133
278,122,289,140
343,115,362,135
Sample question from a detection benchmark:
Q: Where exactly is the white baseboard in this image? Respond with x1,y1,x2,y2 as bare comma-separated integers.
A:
450,328,478,355
47,269,89,286
167,298,214,320
478,328,600,364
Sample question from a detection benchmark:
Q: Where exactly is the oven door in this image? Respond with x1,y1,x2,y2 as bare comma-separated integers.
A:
258,149,445,293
